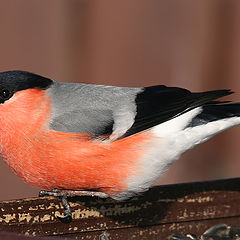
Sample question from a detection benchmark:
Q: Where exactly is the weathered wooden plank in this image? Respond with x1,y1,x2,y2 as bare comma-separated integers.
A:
0,232,64,240
59,217,240,240
0,178,240,239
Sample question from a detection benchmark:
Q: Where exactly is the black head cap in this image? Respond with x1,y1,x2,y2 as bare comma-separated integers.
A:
0,70,53,103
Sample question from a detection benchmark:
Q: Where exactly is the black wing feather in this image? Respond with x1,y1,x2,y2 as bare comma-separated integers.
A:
123,85,233,138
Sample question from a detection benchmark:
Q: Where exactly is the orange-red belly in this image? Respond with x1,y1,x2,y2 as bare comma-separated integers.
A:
2,130,150,196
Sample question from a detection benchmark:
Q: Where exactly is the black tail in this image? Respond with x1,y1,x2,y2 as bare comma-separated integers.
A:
190,89,234,107
189,103,240,127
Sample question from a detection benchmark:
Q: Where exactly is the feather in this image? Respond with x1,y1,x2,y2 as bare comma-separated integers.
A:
47,82,233,140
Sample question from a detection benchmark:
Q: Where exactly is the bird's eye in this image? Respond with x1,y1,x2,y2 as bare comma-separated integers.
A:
0,89,12,102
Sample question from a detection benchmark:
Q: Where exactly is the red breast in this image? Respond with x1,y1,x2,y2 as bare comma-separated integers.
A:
0,88,151,197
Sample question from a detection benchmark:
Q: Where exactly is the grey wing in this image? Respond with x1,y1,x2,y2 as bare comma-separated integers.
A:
46,81,141,139
50,109,114,136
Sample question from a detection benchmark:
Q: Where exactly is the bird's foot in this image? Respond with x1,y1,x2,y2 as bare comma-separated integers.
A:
39,189,109,223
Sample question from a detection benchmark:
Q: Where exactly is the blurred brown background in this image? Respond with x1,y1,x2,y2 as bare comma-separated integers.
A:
0,0,240,201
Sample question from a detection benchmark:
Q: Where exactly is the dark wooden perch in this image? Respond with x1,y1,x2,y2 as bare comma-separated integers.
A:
0,178,240,239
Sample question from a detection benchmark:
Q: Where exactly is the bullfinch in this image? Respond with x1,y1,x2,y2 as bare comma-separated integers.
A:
0,70,239,222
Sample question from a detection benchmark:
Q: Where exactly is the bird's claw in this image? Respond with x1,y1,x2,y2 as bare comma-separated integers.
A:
39,189,60,197
38,190,47,197
39,189,109,223
57,214,72,223
57,195,72,223
39,190,72,223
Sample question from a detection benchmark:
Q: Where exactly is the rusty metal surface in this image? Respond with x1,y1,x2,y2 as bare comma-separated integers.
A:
0,178,240,239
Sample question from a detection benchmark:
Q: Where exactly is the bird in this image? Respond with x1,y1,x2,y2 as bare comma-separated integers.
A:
0,70,240,222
